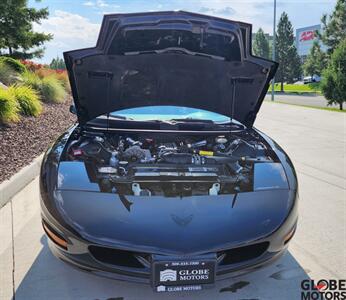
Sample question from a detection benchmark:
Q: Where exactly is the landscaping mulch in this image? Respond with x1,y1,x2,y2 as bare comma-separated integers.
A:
0,98,76,183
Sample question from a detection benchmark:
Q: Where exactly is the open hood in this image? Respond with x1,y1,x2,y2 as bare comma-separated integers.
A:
64,11,278,128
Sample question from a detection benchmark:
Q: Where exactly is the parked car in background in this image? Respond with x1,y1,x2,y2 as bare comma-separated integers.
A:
303,75,321,84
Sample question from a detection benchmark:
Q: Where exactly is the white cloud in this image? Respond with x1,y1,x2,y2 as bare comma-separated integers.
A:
83,1,94,6
96,0,109,7
83,0,119,9
33,10,100,60
199,6,235,16
192,0,334,33
191,0,274,32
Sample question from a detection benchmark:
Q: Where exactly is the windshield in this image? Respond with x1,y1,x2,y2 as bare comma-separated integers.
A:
110,106,231,123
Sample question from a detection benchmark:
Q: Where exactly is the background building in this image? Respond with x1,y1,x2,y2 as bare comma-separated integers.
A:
296,24,327,62
252,24,328,65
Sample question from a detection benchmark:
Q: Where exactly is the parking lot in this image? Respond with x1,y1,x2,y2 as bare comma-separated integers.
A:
1,101,345,300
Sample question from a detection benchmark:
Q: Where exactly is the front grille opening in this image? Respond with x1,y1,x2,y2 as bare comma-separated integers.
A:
89,245,145,268
218,242,269,265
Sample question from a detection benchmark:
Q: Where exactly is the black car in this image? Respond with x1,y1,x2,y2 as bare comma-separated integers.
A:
40,11,298,293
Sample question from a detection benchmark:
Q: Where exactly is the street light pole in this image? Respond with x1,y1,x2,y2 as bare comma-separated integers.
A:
271,0,276,101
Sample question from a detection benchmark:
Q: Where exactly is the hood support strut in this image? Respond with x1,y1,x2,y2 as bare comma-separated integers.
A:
230,77,254,131
88,71,114,131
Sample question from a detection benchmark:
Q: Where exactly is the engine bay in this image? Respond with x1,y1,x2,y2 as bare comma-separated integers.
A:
63,129,278,197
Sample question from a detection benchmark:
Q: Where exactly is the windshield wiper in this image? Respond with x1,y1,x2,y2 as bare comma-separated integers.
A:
107,114,133,120
168,118,215,124
103,116,245,130
128,118,215,129
147,118,245,129
217,121,246,129
169,118,245,128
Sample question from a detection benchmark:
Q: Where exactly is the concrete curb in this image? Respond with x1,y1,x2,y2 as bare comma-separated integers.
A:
0,154,44,208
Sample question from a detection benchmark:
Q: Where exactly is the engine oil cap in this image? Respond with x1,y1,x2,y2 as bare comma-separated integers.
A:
215,136,228,144
119,161,129,166
98,167,117,174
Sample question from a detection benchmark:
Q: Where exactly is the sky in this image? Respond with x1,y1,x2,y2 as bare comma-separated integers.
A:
28,0,337,63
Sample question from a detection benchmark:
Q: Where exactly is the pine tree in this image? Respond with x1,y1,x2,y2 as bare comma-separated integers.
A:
50,56,66,70
0,0,52,59
253,28,270,59
275,12,302,91
319,0,346,54
303,41,327,77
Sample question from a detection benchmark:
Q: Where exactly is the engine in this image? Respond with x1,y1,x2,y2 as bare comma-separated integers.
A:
65,131,275,197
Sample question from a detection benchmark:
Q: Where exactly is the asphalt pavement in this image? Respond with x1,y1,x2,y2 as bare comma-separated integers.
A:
264,93,341,108
1,101,345,300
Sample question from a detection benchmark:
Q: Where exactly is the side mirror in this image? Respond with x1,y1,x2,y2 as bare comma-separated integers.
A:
69,105,77,115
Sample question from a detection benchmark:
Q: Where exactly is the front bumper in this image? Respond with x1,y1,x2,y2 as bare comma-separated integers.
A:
42,207,297,285
41,180,298,285
48,238,288,284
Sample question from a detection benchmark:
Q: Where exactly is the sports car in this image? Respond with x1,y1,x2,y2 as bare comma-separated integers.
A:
40,11,298,292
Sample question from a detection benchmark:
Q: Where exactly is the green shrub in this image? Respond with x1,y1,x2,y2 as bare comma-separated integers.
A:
0,57,26,73
321,39,346,110
20,71,42,91
20,72,66,103
54,71,70,92
35,69,71,92
40,76,66,103
0,88,20,123
9,85,42,117
0,62,19,86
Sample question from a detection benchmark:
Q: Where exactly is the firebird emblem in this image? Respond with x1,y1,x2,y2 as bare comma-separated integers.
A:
171,214,194,226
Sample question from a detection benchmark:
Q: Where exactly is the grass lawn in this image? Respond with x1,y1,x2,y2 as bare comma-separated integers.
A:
269,83,321,94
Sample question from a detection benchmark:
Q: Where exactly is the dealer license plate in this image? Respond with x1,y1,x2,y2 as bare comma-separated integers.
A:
152,258,216,292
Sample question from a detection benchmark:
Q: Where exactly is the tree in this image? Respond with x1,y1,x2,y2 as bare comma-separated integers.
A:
303,41,327,77
253,28,270,59
50,57,66,70
318,0,346,55
0,0,52,59
275,12,302,91
321,39,346,110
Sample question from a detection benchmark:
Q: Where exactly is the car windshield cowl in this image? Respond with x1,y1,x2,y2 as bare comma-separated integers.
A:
89,106,248,131
90,115,246,131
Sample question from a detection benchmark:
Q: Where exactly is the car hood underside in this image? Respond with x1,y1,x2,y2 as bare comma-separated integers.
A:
64,11,278,128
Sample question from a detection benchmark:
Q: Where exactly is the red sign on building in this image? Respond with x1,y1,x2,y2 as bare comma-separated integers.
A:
299,30,315,42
